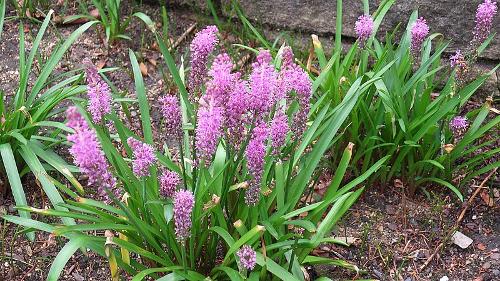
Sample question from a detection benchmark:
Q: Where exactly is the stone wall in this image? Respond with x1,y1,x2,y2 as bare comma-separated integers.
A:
221,0,499,61
154,0,499,95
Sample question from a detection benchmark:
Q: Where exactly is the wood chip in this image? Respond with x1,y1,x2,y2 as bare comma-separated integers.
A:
477,243,487,251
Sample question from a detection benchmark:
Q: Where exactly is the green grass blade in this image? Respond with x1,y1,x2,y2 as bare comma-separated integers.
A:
255,252,300,281
27,20,97,105
129,50,153,144
46,236,89,281
223,225,265,264
416,178,463,201
27,140,84,194
1,215,55,233
0,143,34,241
18,145,76,226
0,0,5,40
18,10,54,100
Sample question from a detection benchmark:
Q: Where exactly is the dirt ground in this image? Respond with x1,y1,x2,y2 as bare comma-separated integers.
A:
0,1,499,281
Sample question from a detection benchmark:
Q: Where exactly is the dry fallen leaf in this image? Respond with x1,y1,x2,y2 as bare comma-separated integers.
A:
147,58,157,67
139,62,148,76
394,178,404,189
480,191,494,207
477,243,486,251
96,59,107,70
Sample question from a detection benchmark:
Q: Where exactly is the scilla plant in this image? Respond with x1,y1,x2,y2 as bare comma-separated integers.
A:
3,26,391,280
312,0,498,199
0,8,95,240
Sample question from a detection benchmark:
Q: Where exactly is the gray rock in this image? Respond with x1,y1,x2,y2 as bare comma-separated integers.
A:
451,231,473,249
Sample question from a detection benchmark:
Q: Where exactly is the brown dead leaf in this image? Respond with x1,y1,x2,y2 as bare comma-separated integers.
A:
147,58,157,67
477,243,487,251
394,178,404,189
480,191,494,207
96,59,107,70
139,62,148,76
151,42,159,51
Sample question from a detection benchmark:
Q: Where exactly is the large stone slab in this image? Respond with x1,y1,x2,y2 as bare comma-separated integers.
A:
221,0,499,61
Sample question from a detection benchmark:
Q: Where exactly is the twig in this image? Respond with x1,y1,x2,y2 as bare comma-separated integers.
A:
419,242,444,271
419,168,497,271
455,167,497,226
169,23,197,52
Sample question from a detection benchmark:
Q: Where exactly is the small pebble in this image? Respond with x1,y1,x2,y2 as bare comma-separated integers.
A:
439,276,449,281
373,269,383,279
482,261,491,269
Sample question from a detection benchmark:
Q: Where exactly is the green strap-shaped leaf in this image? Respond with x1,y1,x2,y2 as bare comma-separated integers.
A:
211,266,244,281
27,20,98,105
223,225,265,264
0,0,5,40
255,252,300,281
416,177,463,201
2,215,55,233
129,50,154,144
27,140,84,194
18,145,75,226
46,236,88,281
0,144,34,240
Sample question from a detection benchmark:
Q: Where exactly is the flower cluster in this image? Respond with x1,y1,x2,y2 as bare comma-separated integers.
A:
189,25,219,95
449,116,469,141
410,17,429,55
450,50,468,82
473,0,497,45
247,51,278,116
66,107,117,201
160,27,311,205
355,15,374,46
159,95,182,140
85,63,112,123
245,123,269,206
159,170,181,198
173,190,194,243
195,101,223,164
270,110,289,154
127,137,157,177
237,245,256,271
278,47,312,139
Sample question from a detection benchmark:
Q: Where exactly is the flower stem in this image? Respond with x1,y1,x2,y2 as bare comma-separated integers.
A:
181,243,188,274
179,138,188,190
